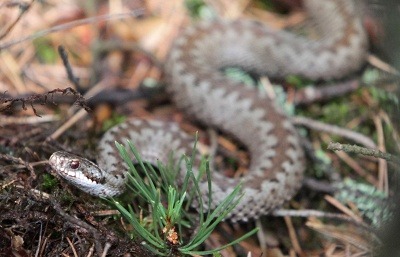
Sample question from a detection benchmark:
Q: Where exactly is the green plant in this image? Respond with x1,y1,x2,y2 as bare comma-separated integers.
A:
110,139,258,256
41,173,59,191
335,178,391,227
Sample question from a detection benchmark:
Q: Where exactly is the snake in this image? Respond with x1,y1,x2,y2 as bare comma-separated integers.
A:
49,0,368,222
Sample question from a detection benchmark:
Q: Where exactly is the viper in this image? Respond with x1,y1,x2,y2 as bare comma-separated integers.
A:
49,0,368,222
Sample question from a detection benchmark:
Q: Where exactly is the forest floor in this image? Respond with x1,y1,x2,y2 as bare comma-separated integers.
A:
0,0,398,256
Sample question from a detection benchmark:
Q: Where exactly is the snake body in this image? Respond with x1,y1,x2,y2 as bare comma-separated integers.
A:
49,0,368,222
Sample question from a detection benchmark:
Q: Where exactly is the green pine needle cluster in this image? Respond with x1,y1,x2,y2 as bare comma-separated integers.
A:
110,139,258,256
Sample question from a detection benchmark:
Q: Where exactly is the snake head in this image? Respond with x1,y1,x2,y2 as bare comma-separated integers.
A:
49,151,122,197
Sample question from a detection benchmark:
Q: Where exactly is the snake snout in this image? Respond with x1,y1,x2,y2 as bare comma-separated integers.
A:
49,151,67,172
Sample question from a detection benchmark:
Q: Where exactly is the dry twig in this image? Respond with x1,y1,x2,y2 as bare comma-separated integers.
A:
0,0,34,40
0,11,145,50
0,87,90,116
327,142,400,165
292,116,376,149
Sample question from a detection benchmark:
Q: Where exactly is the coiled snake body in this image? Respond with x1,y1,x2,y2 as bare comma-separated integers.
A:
49,0,368,222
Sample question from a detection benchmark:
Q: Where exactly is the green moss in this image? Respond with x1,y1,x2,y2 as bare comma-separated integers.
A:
184,0,215,19
320,101,351,124
285,75,313,89
102,114,126,132
33,38,58,63
41,173,58,191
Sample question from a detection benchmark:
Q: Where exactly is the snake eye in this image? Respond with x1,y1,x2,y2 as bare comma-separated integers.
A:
70,160,80,169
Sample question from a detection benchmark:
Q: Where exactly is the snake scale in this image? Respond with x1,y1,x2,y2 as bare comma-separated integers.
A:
49,0,368,222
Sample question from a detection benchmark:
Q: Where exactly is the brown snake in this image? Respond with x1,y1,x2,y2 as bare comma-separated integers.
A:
49,0,368,222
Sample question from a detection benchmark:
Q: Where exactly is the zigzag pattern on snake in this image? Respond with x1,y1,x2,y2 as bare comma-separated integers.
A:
49,0,368,222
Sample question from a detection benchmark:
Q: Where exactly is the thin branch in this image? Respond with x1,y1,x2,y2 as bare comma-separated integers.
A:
272,209,373,232
0,114,57,125
368,54,399,75
0,87,147,107
292,116,376,149
0,87,90,115
46,78,110,140
58,46,81,90
92,40,163,68
0,0,34,40
293,79,360,105
302,177,336,194
0,10,145,50
327,142,400,165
